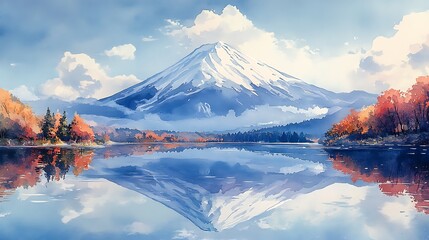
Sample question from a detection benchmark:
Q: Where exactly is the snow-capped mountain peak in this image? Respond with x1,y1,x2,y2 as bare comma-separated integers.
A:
127,41,300,95
100,42,375,120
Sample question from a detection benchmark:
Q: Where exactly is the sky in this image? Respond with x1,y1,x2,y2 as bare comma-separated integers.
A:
2,0,429,101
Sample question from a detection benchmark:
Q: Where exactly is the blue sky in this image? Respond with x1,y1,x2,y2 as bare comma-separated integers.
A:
2,0,429,100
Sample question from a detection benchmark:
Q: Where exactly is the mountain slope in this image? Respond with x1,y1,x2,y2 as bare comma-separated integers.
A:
101,42,376,120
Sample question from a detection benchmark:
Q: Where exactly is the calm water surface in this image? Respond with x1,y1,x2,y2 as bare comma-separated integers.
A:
0,143,428,240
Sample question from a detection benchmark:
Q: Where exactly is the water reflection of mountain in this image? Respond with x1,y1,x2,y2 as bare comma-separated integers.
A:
90,144,341,231
10,144,429,233
0,147,94,200
326,147,429,214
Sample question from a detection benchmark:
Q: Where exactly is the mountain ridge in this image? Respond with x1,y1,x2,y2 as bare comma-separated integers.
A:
101,42,376,121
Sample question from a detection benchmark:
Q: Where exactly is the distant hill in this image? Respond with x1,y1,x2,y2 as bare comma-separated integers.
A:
252,108,351,137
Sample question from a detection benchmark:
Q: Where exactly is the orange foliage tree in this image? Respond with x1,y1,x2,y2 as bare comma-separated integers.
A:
326,76,429,141
70,114,95,142
0,88,40,140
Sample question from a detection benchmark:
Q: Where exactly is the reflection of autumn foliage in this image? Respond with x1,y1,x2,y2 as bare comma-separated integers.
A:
73,150,94,176
93,126,214,143
0,88,40,140
0,148,94,200
328,149,429,214
0,151,41,198
327,76,429,141
100,143,203,160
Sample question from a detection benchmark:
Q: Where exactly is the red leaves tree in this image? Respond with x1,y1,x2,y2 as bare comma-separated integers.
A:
408,76,429,131
373,89,407,134
327,75,429,141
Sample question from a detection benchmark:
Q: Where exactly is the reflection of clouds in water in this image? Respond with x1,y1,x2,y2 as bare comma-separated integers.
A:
0,212,11,218
280,162,325,175
10,177,181,237
2,145,429,239
60,181,146,224
257,183,428,240
94,146,328,177
380,200,415,229
257,183,368,230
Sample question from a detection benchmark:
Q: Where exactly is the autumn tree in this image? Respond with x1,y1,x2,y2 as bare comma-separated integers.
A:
373,89,407,134
70,114,94,142
326,75,429,143
408,76,429,131
0,89,40,141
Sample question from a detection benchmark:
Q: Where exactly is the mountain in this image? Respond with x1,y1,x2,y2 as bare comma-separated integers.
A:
101,42,376,121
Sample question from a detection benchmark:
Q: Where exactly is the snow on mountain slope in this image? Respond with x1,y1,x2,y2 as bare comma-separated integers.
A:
101,42,376,120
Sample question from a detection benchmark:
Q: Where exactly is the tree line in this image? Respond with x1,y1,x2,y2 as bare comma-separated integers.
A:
218,130,310,143
41,108,95,143
326,76,429,141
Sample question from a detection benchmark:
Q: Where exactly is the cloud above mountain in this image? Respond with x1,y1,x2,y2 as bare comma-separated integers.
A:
163,5,364,93
163,5,318,79
105,44,136,60
356,10,429,91
164,5,429,93
40,52,141,101
16,4,429,104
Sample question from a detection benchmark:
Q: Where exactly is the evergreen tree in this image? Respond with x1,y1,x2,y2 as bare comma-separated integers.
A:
299,132,306,142
41,108,55,141
290,132,300,142
57,111,70,141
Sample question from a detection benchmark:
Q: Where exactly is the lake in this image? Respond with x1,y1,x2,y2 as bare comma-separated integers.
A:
0,143,428,240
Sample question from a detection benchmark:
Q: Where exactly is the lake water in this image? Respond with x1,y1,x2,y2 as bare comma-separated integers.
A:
0,143,429,240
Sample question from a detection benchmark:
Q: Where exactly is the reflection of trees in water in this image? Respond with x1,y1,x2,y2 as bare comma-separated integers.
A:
100,143,200,160
327,148,429,214
0,147,94,200
42,148,94,181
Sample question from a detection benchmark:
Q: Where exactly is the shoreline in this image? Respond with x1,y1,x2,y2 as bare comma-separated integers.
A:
0,141,321,149
324,132,429,148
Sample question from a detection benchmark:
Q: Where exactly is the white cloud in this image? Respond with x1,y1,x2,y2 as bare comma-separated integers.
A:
83,104,329,132
127,221,153,235
10,85,40,101
0,212,11,218
40,52,141,101
105,44,136,60
164,5,429,93
142,36,157,42
9,63,16,67
356,10,429,91
173,229,197,240
163,5,364,93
